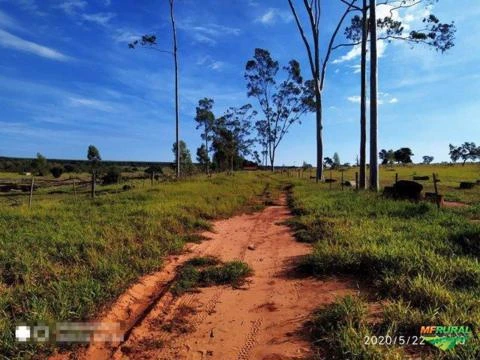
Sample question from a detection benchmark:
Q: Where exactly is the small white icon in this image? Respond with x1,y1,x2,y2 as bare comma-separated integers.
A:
15,325,31,342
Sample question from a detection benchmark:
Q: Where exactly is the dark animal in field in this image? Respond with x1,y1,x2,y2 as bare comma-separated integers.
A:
123,184,133,191
383,181,423,201
394,181,423,201
325,179,337,183
459,182,476,189
413,176,429,181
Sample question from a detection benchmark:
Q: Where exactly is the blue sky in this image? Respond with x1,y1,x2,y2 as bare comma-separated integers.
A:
0,0,479,165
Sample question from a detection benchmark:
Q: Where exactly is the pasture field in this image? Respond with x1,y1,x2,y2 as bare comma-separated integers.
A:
299,163,480,204
0,172,280,358
288,178,480,359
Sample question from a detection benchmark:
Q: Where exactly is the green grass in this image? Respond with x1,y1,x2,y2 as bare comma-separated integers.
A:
299,163,480,204
288,180,480,359
171,260,253,296
0,172,278,358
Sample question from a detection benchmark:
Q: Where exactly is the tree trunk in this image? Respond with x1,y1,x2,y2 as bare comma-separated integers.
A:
369,0,379,191
315,86,323,182
205,135,209,175
91,170,96,199
170,0,180,179
359,0,368,190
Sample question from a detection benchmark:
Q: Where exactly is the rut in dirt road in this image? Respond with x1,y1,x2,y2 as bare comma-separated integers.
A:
111,195,355,360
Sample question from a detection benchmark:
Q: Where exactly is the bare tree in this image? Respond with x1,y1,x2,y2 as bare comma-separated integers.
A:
129,0,180,178
287,0,359,182
369,0,379,190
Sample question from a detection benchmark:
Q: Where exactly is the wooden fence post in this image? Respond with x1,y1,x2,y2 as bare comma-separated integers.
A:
395,173,398,184
341,171,344,191
91,171,96,199
329,169,333,190
433,173,440,210
355,172,359,191
28,177,34,208
73,179,77,200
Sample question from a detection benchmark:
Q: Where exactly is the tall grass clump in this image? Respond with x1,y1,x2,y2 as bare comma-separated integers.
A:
289,181,480,359
0,172,279,358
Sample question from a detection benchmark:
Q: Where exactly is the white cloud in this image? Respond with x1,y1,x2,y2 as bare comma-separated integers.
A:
197,55,225,71
256,8,293,25
0,10,20,31
82,12,115,26
347,96,361,104
347,93,398,105
178,21,240,45
333,45,361,64
69,97,114,112
57,0,87,15
0,29,70,61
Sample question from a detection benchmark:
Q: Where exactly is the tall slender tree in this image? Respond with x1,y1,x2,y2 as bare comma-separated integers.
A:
129,0,180,178
342,0,456,190
287,0,359,182
369,0,379,190
245,48,314,171
195,98,215,174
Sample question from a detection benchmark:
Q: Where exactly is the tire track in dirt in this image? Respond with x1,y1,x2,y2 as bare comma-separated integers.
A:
52,195,356,360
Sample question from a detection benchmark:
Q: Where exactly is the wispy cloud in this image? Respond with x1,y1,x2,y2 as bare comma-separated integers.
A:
0,10,21,31
178,20,240,45
256,8,293,25
0,29,70,61
69,97,115,112
57,0,87,16
347,92,399,105
82,12,116,26
197,55,225,71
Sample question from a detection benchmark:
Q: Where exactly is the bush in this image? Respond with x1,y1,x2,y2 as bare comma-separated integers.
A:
50,166,64,178
102,167,121,185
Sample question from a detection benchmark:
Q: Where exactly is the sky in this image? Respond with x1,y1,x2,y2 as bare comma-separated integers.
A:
0,0,479,165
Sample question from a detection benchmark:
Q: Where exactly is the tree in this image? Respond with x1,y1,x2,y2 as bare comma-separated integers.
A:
195,98,215,173
288,0,359,182
253,151,262,166
449,143,479,165
394,147,414,164
212,104,256,173
196,144,209,170
129,0,180,178
379,149,395,165
342,0,456,190
422,155,434,165
31,153,49,176
87,145,101,198
245,48,314,171
324,157,334,169
172,141,194,176
333,152,341,168
50,166,63,178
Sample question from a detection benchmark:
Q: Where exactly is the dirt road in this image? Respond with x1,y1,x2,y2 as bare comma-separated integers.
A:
56,195,354,360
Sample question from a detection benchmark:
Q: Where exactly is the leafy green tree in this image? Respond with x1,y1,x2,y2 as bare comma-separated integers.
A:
172,141,194,176
324,157,334,169
50,166,63,178
422,156,434,165
245,48,314,171
196,144,209,170
379,149,395,165
394,148,414,164
333,152,341,168
449,142,479,165
212,104,256,173
87,145,101,198
31,153,48,176
195,98,215,173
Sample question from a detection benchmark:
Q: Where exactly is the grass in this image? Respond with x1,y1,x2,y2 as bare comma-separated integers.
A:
171,259,253,296
298,163,480,204
288,179,480,359
0,172,277,359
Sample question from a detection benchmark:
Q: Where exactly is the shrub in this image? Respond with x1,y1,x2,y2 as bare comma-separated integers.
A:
50,166,64,178
102,167,121,185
